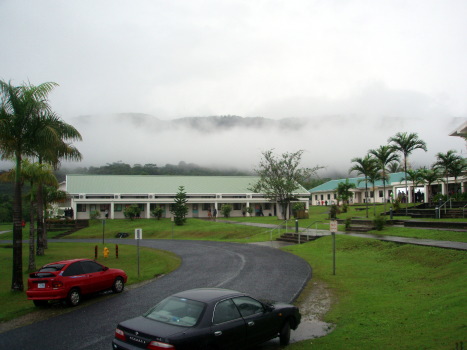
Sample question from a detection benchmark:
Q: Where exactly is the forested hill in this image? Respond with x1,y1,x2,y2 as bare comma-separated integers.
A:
55,161,252,182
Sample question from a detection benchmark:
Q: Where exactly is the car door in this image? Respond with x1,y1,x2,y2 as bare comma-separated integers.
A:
210,298,247,350
62,261,87,291
79,260,108,292
232,296,277,346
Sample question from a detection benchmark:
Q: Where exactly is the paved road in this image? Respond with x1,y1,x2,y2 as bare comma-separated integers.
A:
0,239,311,350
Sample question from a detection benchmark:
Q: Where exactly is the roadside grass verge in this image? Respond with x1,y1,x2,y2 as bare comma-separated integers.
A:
284,236,467,350
0,242,180,322
65,218,272,242
367,226,467,243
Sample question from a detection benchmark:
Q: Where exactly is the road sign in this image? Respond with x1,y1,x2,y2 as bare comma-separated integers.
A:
135,228,142,240
330,220,338,233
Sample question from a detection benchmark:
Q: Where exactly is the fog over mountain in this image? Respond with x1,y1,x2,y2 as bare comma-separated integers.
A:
58,113,465,178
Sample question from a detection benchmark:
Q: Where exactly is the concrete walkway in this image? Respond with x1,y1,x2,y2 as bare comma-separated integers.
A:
218,220,467,251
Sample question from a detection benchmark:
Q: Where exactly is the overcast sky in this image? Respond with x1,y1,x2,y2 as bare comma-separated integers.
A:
1,0,466,175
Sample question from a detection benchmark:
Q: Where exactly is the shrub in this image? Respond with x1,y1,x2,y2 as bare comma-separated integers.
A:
90,210,101,220
151,207,163,220
373,215,386,231
221,204,232,218
345,218,352,231
329,204,339,219
124,205,141,221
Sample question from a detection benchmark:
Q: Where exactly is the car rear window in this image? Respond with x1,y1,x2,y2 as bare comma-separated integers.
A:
39,264,65,272
144,296,205,327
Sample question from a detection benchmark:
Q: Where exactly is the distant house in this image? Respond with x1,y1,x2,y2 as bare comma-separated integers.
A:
309,172,466,205
59,175,310,220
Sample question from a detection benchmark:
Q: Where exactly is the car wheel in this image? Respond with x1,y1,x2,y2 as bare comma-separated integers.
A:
67,288,81,307
112,277,124,293
33,300,48,307
279,320,291,346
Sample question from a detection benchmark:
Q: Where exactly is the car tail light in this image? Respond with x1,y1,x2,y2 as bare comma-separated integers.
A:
115,328,126,341
52,281,63,288
147,341,175,349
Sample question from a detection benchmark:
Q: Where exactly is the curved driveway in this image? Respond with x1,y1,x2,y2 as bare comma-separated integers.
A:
0,239,311,350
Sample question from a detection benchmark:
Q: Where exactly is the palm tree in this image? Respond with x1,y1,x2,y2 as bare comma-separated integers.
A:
349,155,378,218
366,166,383,216
33,113,82,254
21,160,58,270
419,167,441,204
403,168,424,203
433,150,464,197
369,145,399,213
387,161,403,173
336,179,356,210
0,80,80,291
388,132,427,215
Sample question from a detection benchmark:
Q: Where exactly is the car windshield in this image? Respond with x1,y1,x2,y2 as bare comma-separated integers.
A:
39,264,66,272
144,296,205,327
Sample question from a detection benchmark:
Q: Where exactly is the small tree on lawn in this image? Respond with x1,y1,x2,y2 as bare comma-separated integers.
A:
171,186,188,225
336,179,356,212
250,149,321,220
151,206,164,220
221,204,232,218
124,205,141,220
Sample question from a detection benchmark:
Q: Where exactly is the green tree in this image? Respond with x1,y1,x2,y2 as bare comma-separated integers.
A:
403,168,424,203
221,204,233,218
367,166,383,216
0,80,58,291
419,167,441,203
151,206,164,220
171,186,188,225
349,155,378,218
369,145,399,213
250,149,321,220
336,179,356,211
388,132,427,215
433,150,464,196
123,205,141,220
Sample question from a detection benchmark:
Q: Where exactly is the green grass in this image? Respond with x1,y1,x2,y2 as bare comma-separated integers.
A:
284,236,467,350
0,242,180,322
367,226,467,242
68,218,273,242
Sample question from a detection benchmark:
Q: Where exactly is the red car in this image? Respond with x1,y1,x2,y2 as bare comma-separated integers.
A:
27,258,127,307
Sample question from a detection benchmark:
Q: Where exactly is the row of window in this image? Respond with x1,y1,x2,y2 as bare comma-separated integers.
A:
76,203,272,213
314,190,394,201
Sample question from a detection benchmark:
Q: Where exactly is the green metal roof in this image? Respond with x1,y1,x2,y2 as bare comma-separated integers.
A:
309,172,406,193
66,175,309,194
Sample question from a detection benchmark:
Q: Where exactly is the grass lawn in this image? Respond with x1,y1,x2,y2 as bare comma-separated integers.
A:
66,218,273,242
284,236,467,350
0,242,180,322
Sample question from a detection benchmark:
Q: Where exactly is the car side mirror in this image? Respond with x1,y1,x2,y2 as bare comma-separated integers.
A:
103,266,109,271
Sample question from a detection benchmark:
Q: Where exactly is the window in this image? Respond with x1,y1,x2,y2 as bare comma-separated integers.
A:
213,299,241,324
202,203,211,211
115,204,122,212
315,195,318,200
80,261,104,273
232,297,264,317
264,203,271,210
233,203,242,210
379,190,383,198
77,204,86,212
63,262,85,276
327,194,331,200
144,296,205,327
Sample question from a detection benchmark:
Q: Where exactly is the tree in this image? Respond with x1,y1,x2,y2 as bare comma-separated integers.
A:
369,145,399,213
0,80,58,291
349,155,378,218
433,150,464,197
20,160,57,269
123,205,141,220
388,132,427,215
336,179,356,211
366,166,383,216
151,206,164,220
250,150,321,220
387,161,403,173
221,204,232,218
403,168,424,203
419,167,441,203
171,186,188,225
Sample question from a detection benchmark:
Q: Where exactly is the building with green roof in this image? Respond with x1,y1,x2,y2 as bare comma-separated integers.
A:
309,172,464,205
61,175,310,220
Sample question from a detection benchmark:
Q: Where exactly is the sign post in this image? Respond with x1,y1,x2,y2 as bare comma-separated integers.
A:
330,220,338,275
135,228,142,278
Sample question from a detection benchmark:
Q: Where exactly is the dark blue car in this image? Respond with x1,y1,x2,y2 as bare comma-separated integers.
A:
112,288,301,350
